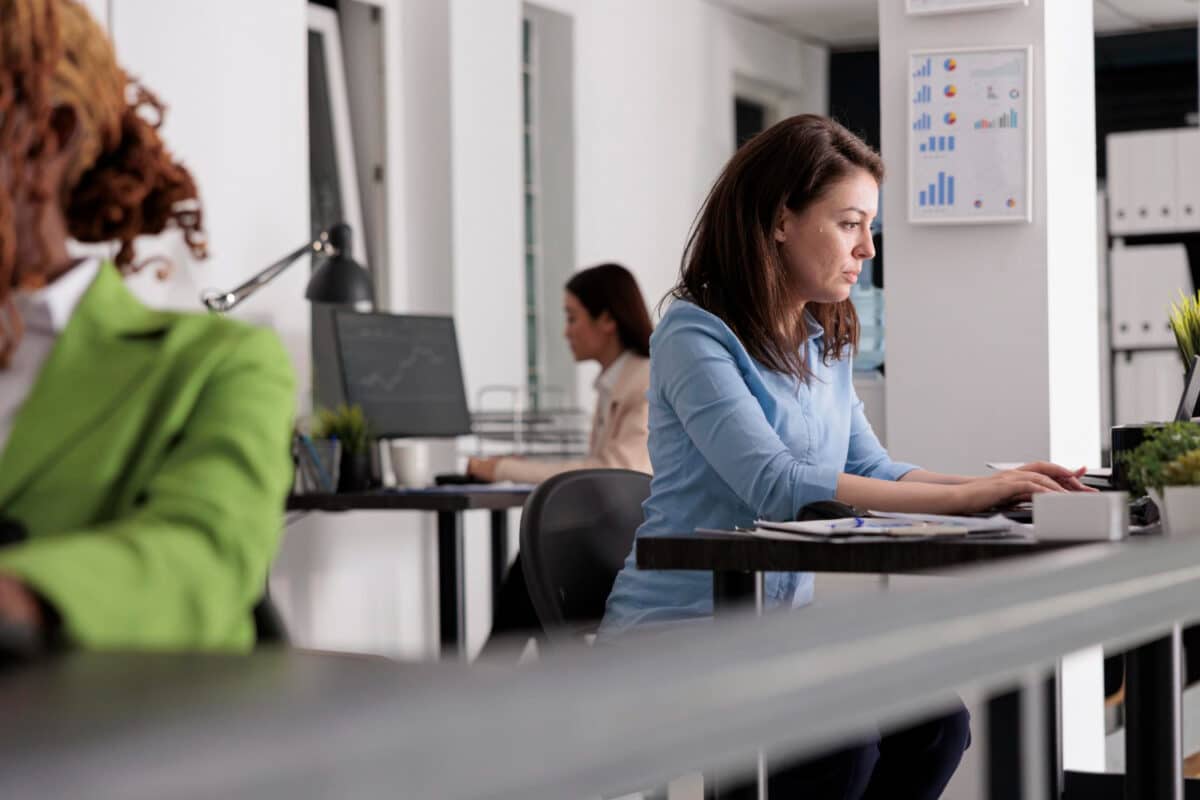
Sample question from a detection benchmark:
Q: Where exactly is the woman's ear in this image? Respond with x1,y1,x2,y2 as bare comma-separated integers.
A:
598,310,618,334
774,209,791,244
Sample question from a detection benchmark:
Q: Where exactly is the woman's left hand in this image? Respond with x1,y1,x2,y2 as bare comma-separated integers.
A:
1010,462,1097,492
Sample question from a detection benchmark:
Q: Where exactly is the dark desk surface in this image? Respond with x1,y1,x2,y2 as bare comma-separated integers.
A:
286,487,531,513
636,531,1090,574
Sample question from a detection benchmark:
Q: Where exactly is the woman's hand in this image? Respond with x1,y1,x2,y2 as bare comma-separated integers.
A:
951,470,1067,513
0,575,42,628
1009,462,1097,493
466,456,503,482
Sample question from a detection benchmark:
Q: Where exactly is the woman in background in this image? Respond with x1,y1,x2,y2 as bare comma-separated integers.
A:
468,262,653,483
470,262,653,653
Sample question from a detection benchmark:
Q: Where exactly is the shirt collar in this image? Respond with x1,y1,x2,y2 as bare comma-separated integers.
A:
15,258,102,335
803,310,825,343
594,350,631,393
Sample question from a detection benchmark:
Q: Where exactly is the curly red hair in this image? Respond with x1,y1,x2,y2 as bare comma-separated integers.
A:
0,0,205,362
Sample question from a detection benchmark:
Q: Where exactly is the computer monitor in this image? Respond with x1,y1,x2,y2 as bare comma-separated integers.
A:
1174,354,1200,422
332,310,473,438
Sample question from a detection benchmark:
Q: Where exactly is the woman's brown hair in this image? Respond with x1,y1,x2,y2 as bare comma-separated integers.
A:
669,114,882,383
0,0,205,361
566,262,653,358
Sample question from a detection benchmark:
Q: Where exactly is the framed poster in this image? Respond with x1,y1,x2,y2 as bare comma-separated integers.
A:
908,45,1032,225
907,0,1027,14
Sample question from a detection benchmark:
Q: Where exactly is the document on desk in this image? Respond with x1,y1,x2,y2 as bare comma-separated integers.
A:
747,512,1017,541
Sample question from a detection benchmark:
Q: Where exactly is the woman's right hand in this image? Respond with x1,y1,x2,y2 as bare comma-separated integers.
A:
950,470,1066,513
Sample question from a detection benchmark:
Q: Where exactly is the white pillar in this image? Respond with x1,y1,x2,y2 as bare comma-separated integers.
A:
879,0,1100,475
879,0,1105,776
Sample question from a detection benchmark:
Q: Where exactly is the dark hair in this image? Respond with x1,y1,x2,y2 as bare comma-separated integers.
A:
669,114,882,383
565,263,653,358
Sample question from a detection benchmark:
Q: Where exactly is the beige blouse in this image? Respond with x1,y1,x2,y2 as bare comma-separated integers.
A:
493,352,651,483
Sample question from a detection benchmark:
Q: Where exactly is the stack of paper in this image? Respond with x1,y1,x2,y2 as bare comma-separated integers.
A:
745,512,1017,542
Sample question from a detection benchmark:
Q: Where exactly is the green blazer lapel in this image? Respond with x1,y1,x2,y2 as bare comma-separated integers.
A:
0,264,173,509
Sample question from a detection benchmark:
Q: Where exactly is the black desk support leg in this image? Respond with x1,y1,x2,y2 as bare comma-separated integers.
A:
1125,626,1183,800
437,511,467,660
987,675,1059,800
490,510,510,610
713,571,763,614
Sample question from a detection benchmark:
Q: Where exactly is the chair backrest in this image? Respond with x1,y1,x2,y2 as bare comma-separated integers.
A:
253,593,289,646
519,468,651,642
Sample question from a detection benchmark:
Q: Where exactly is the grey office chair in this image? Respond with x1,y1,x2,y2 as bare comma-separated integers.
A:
519,468,651,643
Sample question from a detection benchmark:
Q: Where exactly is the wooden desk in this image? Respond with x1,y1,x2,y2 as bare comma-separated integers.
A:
287,488,530,658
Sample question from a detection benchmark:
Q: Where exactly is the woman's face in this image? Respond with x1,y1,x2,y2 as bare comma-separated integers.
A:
563,291,616,362
773,167,878,306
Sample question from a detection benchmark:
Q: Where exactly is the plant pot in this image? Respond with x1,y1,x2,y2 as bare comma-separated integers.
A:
1150,486,1200,536
338,449,373,493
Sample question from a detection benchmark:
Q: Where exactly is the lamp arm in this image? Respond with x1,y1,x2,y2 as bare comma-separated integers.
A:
201,237,330,313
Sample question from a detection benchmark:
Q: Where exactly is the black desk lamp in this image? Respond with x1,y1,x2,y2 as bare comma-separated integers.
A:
201,223,374,312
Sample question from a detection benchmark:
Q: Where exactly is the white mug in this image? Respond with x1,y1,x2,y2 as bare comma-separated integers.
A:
390,441,432,488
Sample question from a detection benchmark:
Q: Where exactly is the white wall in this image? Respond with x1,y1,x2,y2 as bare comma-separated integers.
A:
451,0,526,405
80,0,107,27
879,0,1100,474
110,0,311,409
529,0,828,402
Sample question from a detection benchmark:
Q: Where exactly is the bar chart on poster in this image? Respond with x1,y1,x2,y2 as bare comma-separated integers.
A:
908,46,1031,224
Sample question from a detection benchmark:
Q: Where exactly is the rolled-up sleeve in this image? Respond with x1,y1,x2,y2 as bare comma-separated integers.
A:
656,320,839,521
844,386,919,481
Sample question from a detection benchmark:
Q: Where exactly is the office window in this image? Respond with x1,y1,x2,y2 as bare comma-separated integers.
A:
308,4,369,407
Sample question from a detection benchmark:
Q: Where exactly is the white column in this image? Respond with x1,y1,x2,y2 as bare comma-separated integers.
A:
879,0,1100,475
879,0,1105,775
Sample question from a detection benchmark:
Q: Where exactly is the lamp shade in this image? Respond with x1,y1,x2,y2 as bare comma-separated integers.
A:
305,223,375,307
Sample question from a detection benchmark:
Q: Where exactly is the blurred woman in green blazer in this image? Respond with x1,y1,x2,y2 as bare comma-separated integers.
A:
0,0,296,650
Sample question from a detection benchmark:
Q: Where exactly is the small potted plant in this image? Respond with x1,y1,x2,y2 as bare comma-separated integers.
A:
1169,289,1200,370
1120,420,1200,535
312,404,373,492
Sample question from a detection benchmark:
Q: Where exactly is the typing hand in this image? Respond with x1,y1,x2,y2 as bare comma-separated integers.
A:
953,470,1066,512
466,456,503,483
1010,462,1097,492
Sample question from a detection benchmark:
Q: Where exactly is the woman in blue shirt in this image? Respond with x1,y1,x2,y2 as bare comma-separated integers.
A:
599,115,1088,799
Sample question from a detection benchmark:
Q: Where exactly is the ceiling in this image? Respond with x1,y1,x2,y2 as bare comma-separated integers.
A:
715,0,1200,48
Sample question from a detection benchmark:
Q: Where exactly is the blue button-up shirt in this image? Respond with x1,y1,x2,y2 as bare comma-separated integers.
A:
598,300,918,637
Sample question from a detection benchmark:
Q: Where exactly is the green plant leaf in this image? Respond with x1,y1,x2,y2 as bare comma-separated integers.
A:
311,403,372,453
1119,421,1200,495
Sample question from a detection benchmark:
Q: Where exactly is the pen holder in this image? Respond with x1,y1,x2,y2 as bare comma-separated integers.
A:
293,436,341,494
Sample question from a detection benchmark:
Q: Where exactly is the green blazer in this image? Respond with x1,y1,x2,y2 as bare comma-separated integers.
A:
0,263,296,650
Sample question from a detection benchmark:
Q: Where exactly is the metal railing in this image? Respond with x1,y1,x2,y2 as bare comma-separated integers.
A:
8,536,1200,799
